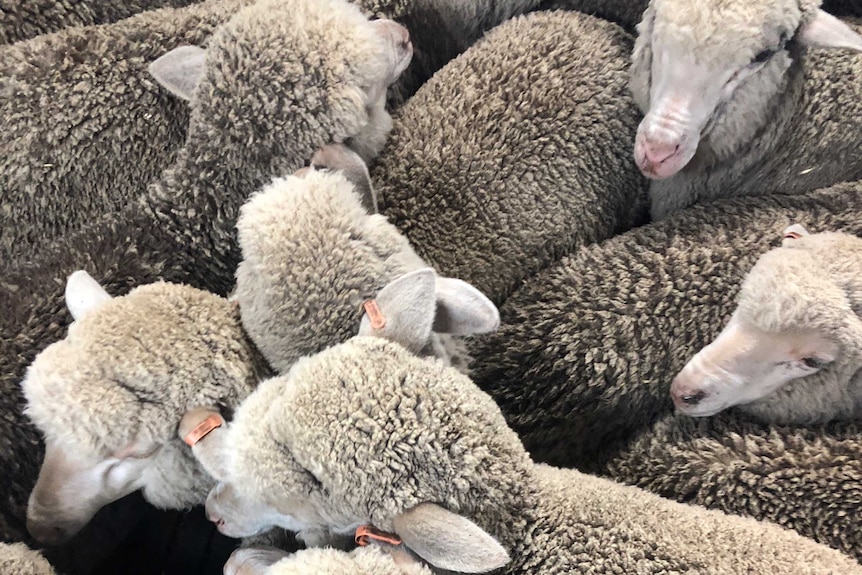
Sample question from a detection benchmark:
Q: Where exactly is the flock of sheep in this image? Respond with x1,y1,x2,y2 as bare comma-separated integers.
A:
2,0,862,573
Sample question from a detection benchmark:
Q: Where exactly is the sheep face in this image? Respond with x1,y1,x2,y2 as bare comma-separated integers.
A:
22,272,258,544
671,227,862,422
630,0,862,180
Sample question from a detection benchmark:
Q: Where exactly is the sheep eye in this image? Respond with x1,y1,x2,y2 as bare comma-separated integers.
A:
801,357,826,369
751,48,775,65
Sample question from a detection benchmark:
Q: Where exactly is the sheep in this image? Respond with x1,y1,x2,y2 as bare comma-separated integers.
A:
0,0,201,45
181,306,862,575
0,0,255,263
0,542,56,575
372,9,648,305
670,225,862,424
602,412,862,561
465,178,862,470
630,0,862,220
223,545,431,575
234,143,499,375
0,0,413,538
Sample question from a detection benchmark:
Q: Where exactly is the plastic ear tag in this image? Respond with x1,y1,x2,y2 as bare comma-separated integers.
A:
363,299,386,330
784,231,802,240
183,413,224,447
355,525,402,547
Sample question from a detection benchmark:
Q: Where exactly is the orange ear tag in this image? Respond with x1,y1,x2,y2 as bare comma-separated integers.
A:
355,525,402,547
183,413,224,447
363,300,386,330
784,231,802,240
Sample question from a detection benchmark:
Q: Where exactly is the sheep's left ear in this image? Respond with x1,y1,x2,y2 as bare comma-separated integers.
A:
148,45,207,101
392,503,510,573
359,269,438,354
432,277,500,336
65,270,112,321
782,223,810,246
798,10,862,52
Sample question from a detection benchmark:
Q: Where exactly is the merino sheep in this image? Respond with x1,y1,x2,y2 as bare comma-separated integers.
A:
373,9,647,305
603,412,862,561
0,542,56,575
630,0,862,219
182,316,862,575
0,0,201,45
670,226,862,424
0,0,252,263
234,144,499,374
223,545,431,575
466,179,862,469
0,0,412,539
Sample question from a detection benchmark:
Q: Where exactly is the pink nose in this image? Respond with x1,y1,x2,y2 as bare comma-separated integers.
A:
642,139,680,165
670,376,707,408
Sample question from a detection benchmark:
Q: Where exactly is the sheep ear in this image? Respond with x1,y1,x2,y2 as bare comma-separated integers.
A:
392,503,510,573
432,278,500,336
798,10,862,52
148,45,206,101
629,4,655,112
782,223,810,246
310,144,378,213
65,270,112,321
359,269,437,353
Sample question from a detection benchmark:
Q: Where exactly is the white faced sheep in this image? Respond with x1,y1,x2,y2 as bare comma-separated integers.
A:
466,178,862,469
603,411,862,560
234,143,499,375
0,542,57,575
373,9,647,304
630,0,862,219
0,0,412,540
180,303,862,575
671,225,862,423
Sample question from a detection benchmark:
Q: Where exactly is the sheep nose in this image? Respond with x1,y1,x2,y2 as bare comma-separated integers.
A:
671,384,707,408
27,519,70,546
642,138,680,165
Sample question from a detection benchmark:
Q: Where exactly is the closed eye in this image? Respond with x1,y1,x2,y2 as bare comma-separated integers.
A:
801,357,829,369
751,48,775,64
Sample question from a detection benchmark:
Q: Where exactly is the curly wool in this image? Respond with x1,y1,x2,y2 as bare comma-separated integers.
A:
0,543,56,575
467,179,862,469
603,412,862,561
373,9,647,305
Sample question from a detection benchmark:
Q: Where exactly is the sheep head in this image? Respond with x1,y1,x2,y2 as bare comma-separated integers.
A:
670,225,862,423
630,0,862,180
22,272,261,545
182,269,515,573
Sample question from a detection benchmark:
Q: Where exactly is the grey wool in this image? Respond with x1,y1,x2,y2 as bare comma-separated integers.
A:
0,0,251,262
373,9,647,305
631,0,862,218
0,0,201,45
0,543,56,575
603,413,862,562
217,337,862,575
467,179,862,469
0,0,412,540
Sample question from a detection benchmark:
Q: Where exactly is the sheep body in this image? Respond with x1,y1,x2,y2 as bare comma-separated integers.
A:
603,413,862,560
373,9,647,304
466,179,862,468
0,0,252,262
223,337,862,575
0,542,56,575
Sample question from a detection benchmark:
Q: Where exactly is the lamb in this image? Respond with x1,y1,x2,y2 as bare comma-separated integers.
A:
466,178,862,469
0,0,252,262
603,412,862,561
630,0,862,219
670,225,862,424
0,542,56,575
372,9,647,305
2,0,413,544
234,143,499,374
181,303,862,575
0,0,200,45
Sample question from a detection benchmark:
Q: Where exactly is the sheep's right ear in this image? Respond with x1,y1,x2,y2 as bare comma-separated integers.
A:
148,45,207,101
392,503,510,573
432,277,500,336
359,269,437,354
178,407,230,480
782,223,810,246
798,9,862,52
65,270,112,321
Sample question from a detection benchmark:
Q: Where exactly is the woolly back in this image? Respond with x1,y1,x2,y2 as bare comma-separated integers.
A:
234,170,426,372
22,282,261,457
227,337,534,539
